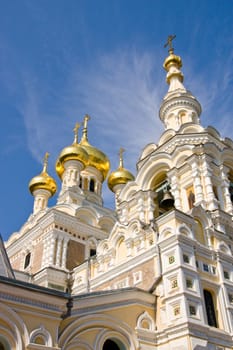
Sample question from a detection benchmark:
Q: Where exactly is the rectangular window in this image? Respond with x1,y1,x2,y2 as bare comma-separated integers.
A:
183,254,190,263
203,263,209,272
189,305,196,316
133,271,142,285
228,294,233,303
224,270,230,280
186,278,193,289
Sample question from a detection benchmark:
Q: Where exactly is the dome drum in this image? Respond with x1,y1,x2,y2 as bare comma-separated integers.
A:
159,96,202,123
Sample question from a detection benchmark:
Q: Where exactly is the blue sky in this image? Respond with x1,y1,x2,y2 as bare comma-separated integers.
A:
1,0,233,241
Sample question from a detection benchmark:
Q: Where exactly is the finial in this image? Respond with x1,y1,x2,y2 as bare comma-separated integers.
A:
118,147,125,169
42,152,49,173
81,114,91,142
164,34,176,54
73,122,81,144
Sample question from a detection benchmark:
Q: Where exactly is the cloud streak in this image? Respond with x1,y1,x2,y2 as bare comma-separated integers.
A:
20,48,165,172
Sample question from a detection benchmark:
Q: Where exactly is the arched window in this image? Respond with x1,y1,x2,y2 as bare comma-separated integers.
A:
34,335,45,345
203,289,218,327
103,340,120,350
24,252,31,269
79,176,82,189
90,179,95,192
229,182,233,202
194,219,205,245
188,190,195,209
90,248,96,257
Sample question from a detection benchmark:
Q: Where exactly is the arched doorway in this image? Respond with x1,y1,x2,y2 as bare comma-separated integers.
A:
103,338,127,350
0,338,10,350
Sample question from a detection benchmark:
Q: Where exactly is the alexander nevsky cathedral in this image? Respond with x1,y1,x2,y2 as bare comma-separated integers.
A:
1,37,233,350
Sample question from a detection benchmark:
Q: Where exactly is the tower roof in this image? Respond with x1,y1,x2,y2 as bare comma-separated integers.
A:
159,35,202,131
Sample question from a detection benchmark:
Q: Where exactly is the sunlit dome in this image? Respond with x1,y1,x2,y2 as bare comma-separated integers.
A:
56,122,88,179
29,153,57,196
79,115,110,181
108,148,134,192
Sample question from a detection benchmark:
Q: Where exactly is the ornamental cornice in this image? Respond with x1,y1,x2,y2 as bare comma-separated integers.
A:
159,95,202,121
158,133,226,155
210,209,233,227
7,209,108,256
35,209,108,239
0,291,63,312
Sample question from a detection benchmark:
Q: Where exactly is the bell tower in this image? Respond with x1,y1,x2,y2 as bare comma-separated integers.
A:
159,35,201,131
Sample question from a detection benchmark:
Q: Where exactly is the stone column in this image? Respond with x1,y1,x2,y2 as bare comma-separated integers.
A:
48,234,56,266
191,161,204,205
42,237,50,267
169,172,182,210
147,192,155,222
220,165,233,214
202,156,218,211
55,236,62,267
61,238,69,269
138,197,145,222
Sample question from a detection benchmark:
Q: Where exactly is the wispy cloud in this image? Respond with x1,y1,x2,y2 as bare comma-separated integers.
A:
19,49,164,173
184,48,233,139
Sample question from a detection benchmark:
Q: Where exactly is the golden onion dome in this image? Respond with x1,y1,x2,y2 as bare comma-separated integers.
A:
55,122,88,179
108,148,134,192
163,52,182,71
29,153,57,196
79,115,110,181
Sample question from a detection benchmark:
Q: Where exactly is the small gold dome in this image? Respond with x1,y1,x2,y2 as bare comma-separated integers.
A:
108,167,134,192
163,53,182,71
29,153,57,196
80,138,110,181
108,148,134,192
55,123,88,179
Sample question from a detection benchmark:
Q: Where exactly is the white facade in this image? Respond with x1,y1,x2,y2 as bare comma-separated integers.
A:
3,44,233,350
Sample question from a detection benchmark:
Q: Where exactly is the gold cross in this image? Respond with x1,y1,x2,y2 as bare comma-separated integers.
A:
119,147,125,168
83,114,91,129
43,152,49,172
164,35,176,50
73,122,81,143
81,114,91,142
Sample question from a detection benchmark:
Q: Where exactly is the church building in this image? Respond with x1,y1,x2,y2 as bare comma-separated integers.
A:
1,38,233,350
